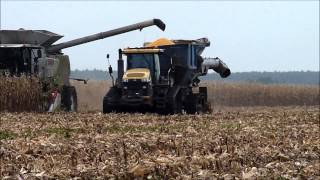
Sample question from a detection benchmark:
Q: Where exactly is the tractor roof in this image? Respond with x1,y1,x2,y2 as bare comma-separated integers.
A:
123,48,164,54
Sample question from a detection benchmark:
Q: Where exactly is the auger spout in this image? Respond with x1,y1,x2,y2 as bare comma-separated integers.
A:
202,57,231,78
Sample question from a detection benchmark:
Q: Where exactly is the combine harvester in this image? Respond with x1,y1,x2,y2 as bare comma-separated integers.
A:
103,38,231,114
0,19,165,112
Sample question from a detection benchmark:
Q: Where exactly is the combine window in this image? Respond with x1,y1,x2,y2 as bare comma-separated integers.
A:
0,47,42,76
0,48,30,75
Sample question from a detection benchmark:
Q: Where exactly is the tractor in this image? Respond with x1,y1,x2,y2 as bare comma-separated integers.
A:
103,37,230,114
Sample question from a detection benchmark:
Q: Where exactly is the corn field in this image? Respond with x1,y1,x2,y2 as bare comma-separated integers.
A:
71,80,320,112
205,82,320,107
0,79,319,112
0,76,43,112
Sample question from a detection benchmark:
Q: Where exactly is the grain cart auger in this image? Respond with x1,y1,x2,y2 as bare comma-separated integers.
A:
0,19,166,112
103,37,231,114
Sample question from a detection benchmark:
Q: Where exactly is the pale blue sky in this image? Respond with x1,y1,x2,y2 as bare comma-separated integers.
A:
1,1,319,72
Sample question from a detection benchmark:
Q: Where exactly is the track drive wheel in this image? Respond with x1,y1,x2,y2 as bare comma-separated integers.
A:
103,87,120,113
164,93,183,115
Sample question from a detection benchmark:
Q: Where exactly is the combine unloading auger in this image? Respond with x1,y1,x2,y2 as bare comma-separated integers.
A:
47,19,166,53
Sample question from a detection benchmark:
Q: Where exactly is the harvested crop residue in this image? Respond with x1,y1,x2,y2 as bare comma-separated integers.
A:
0,106,319,179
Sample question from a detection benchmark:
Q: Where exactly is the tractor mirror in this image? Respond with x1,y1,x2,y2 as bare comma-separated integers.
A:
108,65,113,74
106,54,110,59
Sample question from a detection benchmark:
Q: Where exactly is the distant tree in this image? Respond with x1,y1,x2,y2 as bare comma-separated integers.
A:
71,70,319,85
255,76,274,84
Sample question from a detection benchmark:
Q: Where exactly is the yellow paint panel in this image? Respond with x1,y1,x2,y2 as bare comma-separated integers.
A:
123,68,150,80
127,73,145,78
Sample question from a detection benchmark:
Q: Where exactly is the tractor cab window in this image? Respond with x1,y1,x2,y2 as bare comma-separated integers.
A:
126,53,160,83
127,54,154,70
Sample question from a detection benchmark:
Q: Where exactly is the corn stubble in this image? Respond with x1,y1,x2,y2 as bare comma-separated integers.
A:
0,107,319,179
0,76,44,112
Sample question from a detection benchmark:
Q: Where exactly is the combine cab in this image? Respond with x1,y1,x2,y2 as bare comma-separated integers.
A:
103,38,231,114
0,19,166,112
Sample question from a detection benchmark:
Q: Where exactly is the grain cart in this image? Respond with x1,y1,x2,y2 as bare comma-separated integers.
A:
0,19,166,112
103,37,230,114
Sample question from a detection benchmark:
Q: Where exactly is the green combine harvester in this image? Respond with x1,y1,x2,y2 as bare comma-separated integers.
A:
0,19,166,112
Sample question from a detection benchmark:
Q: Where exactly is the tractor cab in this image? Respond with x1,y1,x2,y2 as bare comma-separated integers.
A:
122,48,162,85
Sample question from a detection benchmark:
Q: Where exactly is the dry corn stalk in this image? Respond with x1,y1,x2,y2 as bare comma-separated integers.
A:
205,81,320,107
71,80,320,112
0,75,43,112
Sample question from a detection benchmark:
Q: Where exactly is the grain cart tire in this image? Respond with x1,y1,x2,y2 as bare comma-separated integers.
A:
166,101,182,115
157,100,181,115
61,86,78,112
199,87,210,113
185,94,202,114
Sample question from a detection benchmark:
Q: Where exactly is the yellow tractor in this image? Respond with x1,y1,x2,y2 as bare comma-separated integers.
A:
103,38,230,114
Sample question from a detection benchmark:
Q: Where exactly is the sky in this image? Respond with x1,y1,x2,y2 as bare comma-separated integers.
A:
1,1,319,72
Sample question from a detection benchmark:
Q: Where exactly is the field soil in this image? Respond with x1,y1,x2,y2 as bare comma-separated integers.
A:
1,106,319,179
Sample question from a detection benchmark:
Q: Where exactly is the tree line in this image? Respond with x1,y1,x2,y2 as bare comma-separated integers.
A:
71,69,319,85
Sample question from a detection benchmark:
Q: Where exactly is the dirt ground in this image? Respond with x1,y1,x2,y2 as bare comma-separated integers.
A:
0,106,319,179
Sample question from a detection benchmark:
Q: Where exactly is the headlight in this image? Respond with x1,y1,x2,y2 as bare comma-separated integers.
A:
123,86,128,89
142,85,147,89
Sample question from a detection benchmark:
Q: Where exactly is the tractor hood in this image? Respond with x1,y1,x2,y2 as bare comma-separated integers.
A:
123,68,151,81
